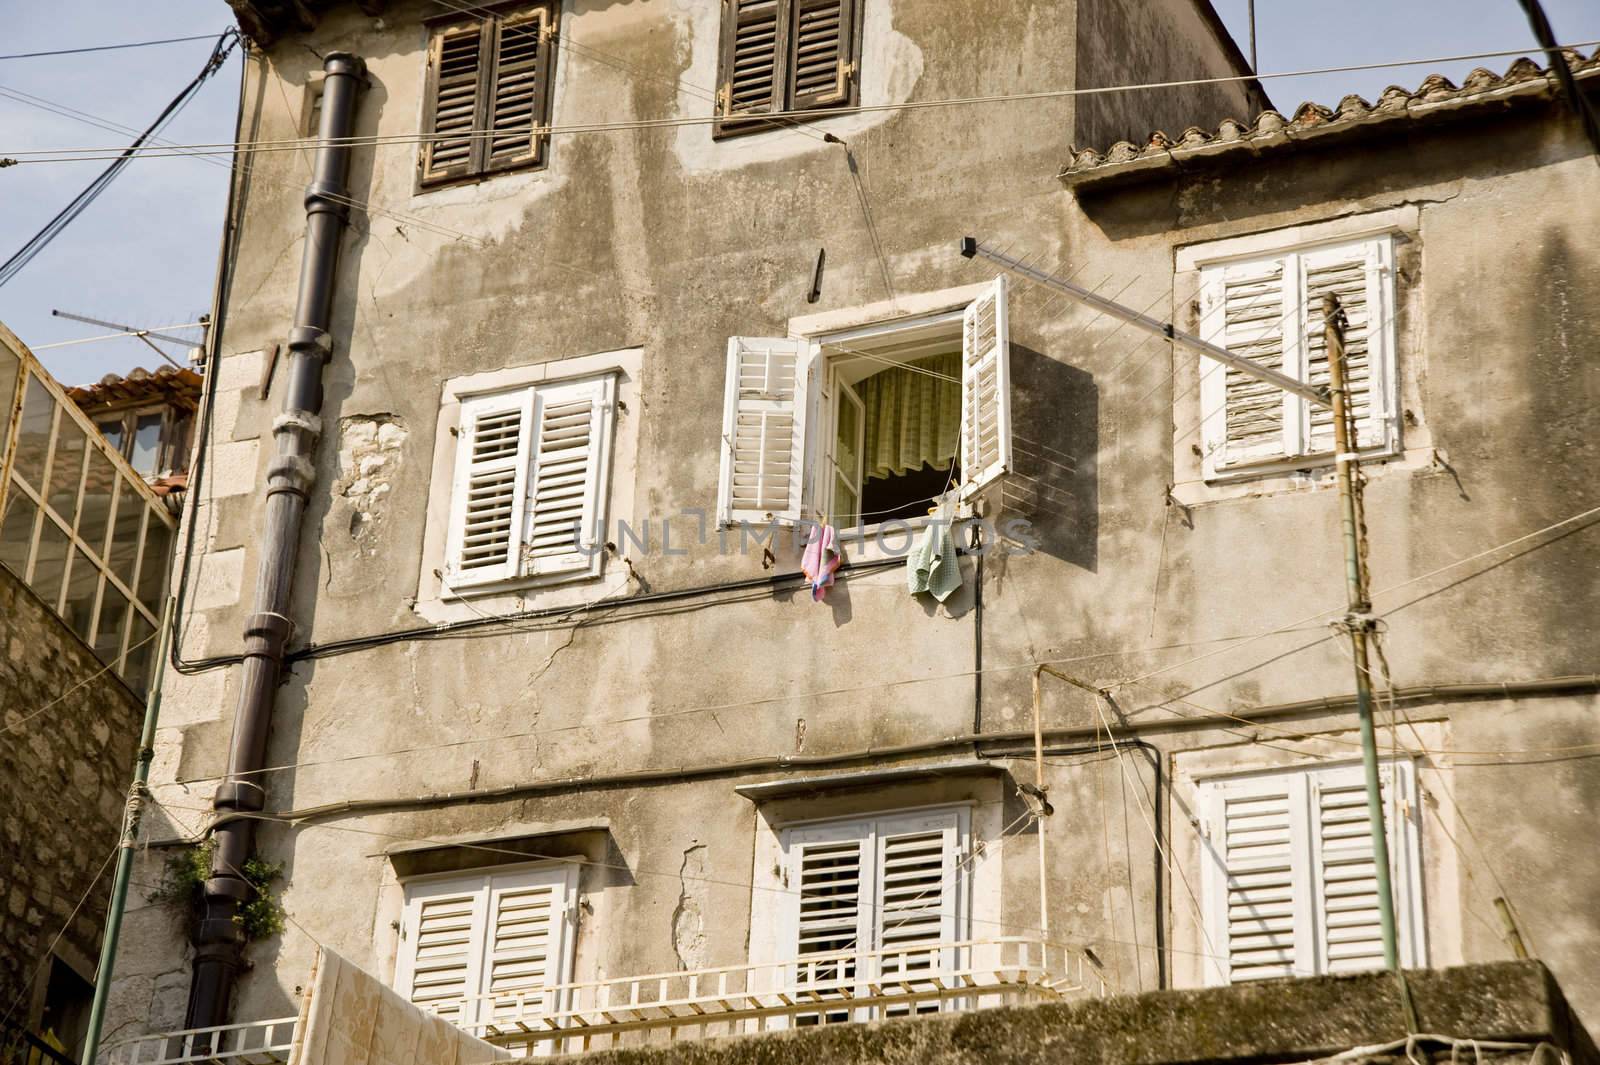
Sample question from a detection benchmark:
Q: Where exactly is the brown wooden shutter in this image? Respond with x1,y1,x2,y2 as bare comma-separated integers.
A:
788,0,855,111
485,7,552,174
421,20,489,186
718,0,785,126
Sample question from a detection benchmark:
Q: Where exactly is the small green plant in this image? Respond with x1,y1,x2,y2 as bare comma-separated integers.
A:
149,841,286,941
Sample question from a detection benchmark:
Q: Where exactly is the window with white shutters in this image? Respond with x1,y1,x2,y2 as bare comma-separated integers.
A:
397,865,578,1031
420,4,556,188
1197,235,1397,478
1198,760,1424,986
715,0,859,136
720,281,1012,529
445,374,615,591
775,807,966,1024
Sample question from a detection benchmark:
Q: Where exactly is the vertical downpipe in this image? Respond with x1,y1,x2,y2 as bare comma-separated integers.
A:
185,51,366,1033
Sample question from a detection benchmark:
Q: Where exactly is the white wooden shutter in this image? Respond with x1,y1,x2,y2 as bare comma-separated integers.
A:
1201,760,1423,986
1199,257,1293,472
788,0,856,110
1201,773,1309,984
1301,238,1392,455
398,882,488,1024
524,375,614,580
958,277,1012,501
718,337,807,526
1308,761,1424,973
485,8,549,173
422,21,486,185
446,390,536,588
482,867,576,1026
872,809,962,982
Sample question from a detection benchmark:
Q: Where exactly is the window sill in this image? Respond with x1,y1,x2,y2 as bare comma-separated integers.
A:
1175,443,1435,509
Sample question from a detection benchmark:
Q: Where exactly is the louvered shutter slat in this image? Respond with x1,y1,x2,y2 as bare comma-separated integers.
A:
403,889,485,1023
959,277,1012,500
794,837,865,1003
487,10,549,172
524,375,612,578
788,0,855,109
423,25,486,183
485,882,558,1023
1216,260,1290,466
1313,771,1393,973
718,337,807,525
447,394,535,587
1302,244,1382,454
724,0,782,117
1217,786,1300,982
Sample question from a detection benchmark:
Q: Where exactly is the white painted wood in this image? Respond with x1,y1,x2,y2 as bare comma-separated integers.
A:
718,337,808,526
445,389,536,588
959,277,1010,501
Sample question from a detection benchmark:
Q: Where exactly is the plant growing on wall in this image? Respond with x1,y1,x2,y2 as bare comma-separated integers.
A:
149,840,286,941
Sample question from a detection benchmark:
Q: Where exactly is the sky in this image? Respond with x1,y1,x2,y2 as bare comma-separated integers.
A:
0,1,1597,387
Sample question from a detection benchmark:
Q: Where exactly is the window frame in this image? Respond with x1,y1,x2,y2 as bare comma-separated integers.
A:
1197,758,1426,986
757,804,972,1024
441,371,618,595
418,0,559,191
717,279,1011,539
394,861,580,1031
713,0,862,140
1192,231,1402,482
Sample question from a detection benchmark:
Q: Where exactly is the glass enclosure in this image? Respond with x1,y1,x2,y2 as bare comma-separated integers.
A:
0,337,176,694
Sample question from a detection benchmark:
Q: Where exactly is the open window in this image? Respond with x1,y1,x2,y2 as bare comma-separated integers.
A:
717,279,1011,530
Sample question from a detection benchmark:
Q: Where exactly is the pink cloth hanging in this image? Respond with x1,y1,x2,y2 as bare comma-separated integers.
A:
801,525,843,601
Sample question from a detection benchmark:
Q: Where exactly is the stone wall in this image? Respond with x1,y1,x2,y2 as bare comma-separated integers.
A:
0,565,143,1031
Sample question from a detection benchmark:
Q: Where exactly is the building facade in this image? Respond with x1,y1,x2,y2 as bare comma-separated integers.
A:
103,0,1600,1058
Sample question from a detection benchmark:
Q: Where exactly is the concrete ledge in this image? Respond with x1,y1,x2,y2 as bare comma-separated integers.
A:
553,964,1596,1065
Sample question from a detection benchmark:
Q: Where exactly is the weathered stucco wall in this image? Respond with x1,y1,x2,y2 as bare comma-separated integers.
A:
1073,0,1269,152
104,0,1600,1052
0,566,142,1031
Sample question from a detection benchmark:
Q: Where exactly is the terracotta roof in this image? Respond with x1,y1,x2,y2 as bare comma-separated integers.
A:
1061,47,1600,189
66,365,204,413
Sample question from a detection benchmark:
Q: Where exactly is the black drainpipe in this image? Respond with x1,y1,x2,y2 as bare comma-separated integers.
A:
185,51,367,1031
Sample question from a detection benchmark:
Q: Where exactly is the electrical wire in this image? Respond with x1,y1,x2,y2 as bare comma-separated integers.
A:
0,628,161,737
0,30,238,288
0,843,120,1031
0,33,227,62
9,40,1599,163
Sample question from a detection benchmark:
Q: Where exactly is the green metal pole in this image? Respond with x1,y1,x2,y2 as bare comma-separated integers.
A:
1323,297,1415,1027
82,597,174,1065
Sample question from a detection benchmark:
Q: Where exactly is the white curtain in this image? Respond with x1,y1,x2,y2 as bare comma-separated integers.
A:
859,354,960,482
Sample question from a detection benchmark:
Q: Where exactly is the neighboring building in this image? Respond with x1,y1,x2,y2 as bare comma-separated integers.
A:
101,0,1600,1061
68,366,204,494
0,324,179,1063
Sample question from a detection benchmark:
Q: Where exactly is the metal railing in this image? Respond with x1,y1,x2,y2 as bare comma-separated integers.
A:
0,326,177,694
99,1018,298,1065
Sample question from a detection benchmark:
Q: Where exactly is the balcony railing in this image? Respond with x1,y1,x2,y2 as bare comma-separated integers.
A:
101,939,1102,1063
462,937,1100,1056
102,1017,299,1065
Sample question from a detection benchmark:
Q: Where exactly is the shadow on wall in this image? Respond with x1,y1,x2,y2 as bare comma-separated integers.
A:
1003,347,1098,572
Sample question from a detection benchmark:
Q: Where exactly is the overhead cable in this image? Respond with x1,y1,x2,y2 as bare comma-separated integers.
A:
0,28,239,289
6,39,1599,164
